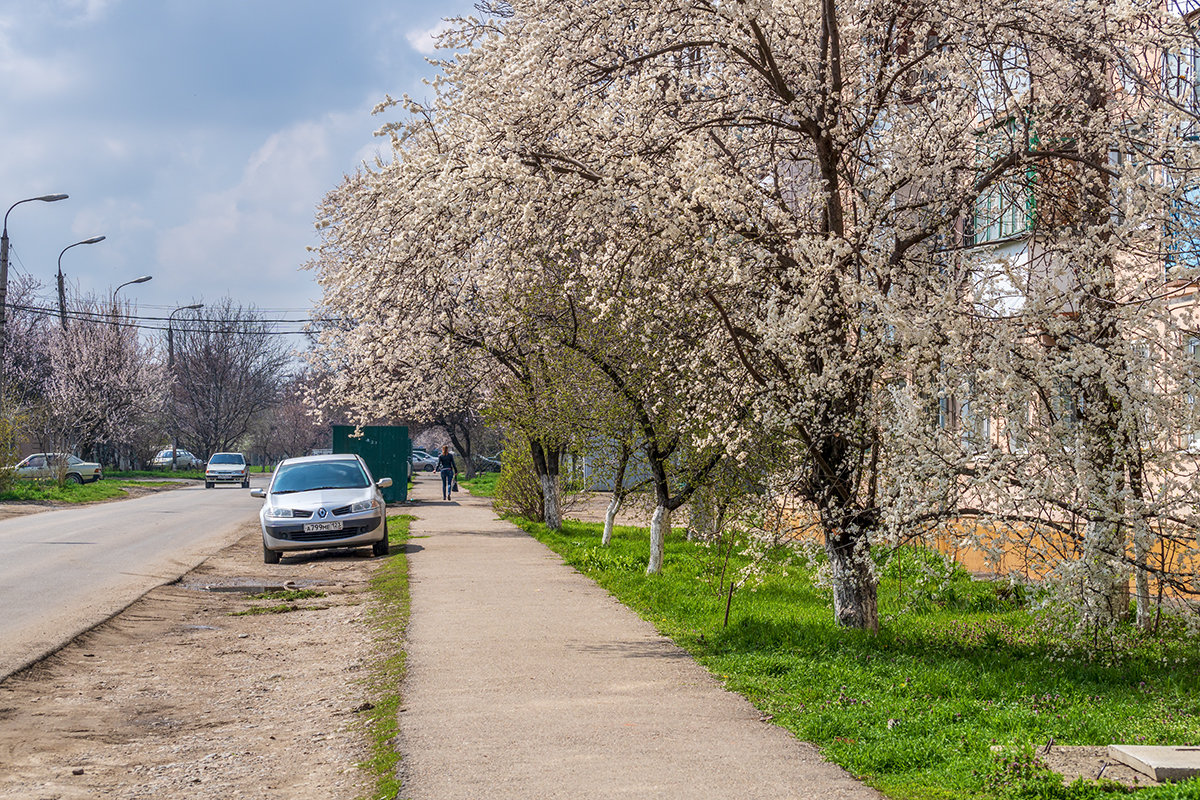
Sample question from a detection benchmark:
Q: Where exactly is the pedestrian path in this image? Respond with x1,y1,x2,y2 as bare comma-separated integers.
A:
399,474,881,799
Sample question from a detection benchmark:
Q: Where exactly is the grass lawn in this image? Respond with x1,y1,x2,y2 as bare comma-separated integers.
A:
105,465,272,481
106,469,205,480
460,471,498,497
0,479,184,503
514,517,1200,800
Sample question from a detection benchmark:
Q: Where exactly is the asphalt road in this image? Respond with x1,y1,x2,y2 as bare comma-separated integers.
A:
0,477,268,680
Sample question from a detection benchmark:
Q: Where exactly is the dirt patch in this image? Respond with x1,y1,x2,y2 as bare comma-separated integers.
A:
1042,745,1161,788
0,520,387,799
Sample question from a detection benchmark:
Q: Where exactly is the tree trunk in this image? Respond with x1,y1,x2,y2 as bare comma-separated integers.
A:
603,448,630,547
602,493,620,546
530,438,563,531
646,503,670,575
821,501,879,632
825,529,878,632
1082,520,1130,627
540,472,561,530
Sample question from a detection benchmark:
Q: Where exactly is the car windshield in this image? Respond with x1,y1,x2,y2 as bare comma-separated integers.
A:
271,460,369,494
209,453,244,465
67,456,82,465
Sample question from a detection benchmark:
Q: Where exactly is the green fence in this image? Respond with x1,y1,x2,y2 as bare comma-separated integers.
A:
331,425,410,504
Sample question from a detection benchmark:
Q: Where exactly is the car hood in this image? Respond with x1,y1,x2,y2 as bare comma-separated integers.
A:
265,487,375,509
208,465,245,471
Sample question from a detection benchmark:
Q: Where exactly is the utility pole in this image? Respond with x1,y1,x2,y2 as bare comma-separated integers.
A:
0,194,68,348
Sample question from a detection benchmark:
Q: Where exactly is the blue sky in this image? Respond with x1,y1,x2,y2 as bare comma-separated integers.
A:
0,0,470,330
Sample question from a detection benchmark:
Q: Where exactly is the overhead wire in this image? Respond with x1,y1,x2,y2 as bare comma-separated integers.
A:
2,301,347,336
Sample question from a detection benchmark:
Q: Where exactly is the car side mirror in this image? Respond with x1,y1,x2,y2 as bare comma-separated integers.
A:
376,477,393,489
250,488,266,499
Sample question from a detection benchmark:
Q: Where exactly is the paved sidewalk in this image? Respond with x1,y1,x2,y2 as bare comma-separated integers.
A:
399,475,881,799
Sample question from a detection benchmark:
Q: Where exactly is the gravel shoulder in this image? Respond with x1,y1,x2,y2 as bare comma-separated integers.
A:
0,519,384,800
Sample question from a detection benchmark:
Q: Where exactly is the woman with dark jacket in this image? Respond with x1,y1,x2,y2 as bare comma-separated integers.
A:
437,446,457,501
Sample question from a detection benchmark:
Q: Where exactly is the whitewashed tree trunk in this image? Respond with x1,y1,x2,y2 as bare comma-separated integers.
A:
541,472,562,531
602,492,621,546
646,504,670,575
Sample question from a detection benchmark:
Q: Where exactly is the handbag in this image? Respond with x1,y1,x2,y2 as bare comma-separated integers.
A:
452,480,459,492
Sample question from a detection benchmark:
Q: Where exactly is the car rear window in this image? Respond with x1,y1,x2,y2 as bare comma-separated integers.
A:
271,460,370,493
209,453,245,465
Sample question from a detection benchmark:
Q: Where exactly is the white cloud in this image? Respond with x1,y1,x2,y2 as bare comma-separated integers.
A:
405,20,453,55
155,110,371,309
0,21,78,98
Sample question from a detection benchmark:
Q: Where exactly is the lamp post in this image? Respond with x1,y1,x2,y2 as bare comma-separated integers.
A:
56,235,105,329
111,275,151,322
168,303,203,470
0,193,68,342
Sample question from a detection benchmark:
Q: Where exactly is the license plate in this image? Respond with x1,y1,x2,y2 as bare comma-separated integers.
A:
303,521,343,533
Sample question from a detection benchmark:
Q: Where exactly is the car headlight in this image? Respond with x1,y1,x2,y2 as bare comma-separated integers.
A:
349,499,380,513
265,506,294,518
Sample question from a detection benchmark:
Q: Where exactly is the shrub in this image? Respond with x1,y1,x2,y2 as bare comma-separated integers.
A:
492,435,544,522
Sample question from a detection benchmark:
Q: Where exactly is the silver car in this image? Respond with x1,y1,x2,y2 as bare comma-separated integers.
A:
13,453,102,484
205,452,249,489
251,454,392,564
150,448,202,469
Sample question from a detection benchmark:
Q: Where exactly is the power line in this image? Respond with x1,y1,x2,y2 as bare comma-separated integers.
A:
3,302,336,336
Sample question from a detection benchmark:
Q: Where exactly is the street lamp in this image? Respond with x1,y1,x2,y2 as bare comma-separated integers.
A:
168,303,203,470
56,235,105,329
0,193,68,338
167,303,203,367
112,274,152,312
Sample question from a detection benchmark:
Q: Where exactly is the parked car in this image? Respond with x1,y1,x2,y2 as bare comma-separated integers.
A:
205,452,249,489
150,448,203,469
473,453,502,472
13,453,103,484
410,451,439,472
251,453,392,564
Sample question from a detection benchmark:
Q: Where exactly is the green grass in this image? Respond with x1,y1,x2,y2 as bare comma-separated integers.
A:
105,464,271,480
251,589,326,601
460,471,498,497
230,604,299,616
358,513,415,800
513,517,1200,800
106,468,205,480
0,479,177,503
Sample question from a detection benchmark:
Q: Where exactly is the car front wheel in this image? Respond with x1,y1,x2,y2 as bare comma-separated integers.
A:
263,543,281,564
372,538,389,557
66,473,83,485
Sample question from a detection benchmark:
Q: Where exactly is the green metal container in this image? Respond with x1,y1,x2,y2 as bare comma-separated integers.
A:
331,425,410,504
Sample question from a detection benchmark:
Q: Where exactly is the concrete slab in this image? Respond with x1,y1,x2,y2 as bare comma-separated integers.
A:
1108,746,1200,782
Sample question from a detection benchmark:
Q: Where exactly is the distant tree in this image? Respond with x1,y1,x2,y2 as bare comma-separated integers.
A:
168,298,291,458
250,372,329,463
35,296,161,478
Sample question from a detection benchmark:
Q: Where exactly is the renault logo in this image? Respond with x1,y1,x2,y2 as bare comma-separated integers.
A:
318,507,327,518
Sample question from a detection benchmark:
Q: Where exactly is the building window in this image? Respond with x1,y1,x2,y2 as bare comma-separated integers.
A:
1166,183,1200,277
973,178,1031,245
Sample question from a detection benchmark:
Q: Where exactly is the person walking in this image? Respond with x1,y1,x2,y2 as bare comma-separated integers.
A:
437,446,457,501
